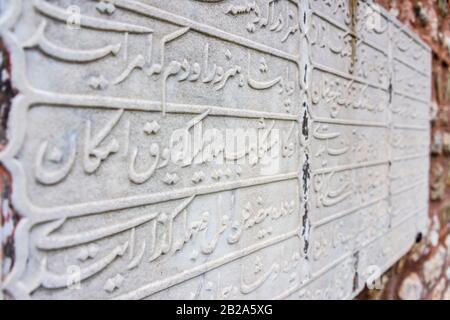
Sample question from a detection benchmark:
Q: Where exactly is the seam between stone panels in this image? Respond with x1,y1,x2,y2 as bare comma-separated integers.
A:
299,0,312,264
0,0,434,300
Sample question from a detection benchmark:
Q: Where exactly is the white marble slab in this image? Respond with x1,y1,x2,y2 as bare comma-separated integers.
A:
0,0,431,300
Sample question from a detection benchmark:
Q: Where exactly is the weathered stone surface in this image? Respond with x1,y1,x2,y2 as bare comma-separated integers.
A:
0,0,431,300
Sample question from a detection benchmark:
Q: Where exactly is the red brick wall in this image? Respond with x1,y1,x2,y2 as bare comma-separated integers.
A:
358,0,450,300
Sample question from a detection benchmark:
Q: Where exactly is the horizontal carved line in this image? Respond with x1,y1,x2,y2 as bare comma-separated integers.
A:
34,0,153,34
33,90,300,121
392,152,430,162
313,159,389,175
313,63,389,91
392,124,430,131
33,172,300,223
108,0,299,62
393,56,429,77
393,89,430,104
390,179,428,196
114,228,300,300
312,194,388,228
312,117,388,128
391,206,426,229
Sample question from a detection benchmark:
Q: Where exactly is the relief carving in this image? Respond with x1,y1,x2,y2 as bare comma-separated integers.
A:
0,0,431,300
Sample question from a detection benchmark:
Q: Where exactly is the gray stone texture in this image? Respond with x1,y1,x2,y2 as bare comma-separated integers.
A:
0,0,431,299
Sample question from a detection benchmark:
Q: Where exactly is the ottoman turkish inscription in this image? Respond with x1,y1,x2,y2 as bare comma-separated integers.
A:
0,0,431,299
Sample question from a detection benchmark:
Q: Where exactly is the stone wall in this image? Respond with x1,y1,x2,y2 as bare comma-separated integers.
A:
358,0,450,300
0,0,440,299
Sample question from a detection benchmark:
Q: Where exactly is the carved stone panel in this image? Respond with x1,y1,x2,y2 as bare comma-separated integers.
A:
0,0,431,300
